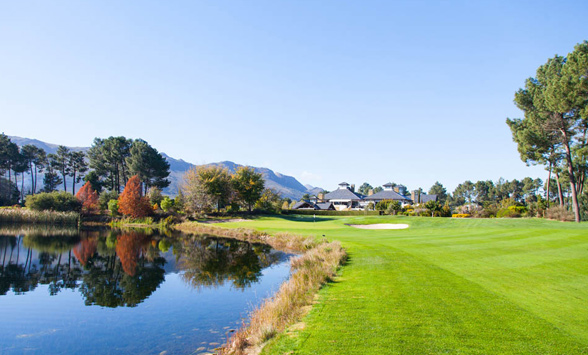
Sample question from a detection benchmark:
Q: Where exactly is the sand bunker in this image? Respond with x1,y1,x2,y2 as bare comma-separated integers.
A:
347,223,409,230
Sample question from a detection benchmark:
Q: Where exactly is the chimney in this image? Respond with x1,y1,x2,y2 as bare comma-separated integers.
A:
411,190,420,204
318,192,324,201
350,184,355,192
368,189,374,196
393,187,399,193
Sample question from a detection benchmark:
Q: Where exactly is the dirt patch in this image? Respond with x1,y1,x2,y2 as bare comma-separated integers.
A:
347,223,409,230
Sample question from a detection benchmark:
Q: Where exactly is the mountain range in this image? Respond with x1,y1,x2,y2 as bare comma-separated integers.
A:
8,136,321,200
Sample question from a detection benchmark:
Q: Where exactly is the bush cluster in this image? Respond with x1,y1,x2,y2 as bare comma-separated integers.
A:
545,206,575,222
25,191,82,212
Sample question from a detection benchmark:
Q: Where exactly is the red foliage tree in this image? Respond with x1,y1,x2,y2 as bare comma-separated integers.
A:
73,238,97,266
76,181,99,213
116,232,149,276
118,175,152,218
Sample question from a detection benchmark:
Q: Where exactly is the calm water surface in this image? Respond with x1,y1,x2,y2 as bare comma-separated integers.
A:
0,225,293,354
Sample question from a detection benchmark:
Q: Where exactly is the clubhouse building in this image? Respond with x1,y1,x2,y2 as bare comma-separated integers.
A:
292,182,437,211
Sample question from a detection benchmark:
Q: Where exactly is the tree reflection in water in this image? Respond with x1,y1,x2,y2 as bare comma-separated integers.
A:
0,227,288,308
175,236,285,290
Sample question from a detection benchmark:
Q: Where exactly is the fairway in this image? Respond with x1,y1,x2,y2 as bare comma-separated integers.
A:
220,216,588,354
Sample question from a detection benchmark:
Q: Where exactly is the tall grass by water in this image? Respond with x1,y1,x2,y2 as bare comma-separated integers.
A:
174,222,347,355
0,208,80,225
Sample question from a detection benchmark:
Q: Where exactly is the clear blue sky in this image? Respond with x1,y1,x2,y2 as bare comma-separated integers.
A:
1,1,587,192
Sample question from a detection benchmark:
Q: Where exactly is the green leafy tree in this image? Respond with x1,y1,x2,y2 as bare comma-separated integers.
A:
160,197,175,213
53,146,72,192
358,182,373,196
0,177,19,206
21,144,46,195
509,41,588,221
69,151,88,195
424,200,441,216
126,139,170,195
181,166,231,212
87,136,133,193
254,189,283,213
453,181,475,207
98,190,119,210
428,182,448,204
42,157,63,192
232,167,265,212
386,200,401,215
108,199,119,216
84,170,104,193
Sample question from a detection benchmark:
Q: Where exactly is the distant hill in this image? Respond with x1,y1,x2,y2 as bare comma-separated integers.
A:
8,136,319,200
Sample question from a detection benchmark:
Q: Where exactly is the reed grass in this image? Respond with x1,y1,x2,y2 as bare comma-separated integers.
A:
174,222,347,355
0,208,80,225
0,224,79,237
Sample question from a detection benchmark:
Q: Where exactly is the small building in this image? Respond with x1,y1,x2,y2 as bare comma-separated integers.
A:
364,182,412,206
323,182,366,211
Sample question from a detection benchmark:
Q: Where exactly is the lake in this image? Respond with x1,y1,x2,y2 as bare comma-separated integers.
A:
0,226,293,354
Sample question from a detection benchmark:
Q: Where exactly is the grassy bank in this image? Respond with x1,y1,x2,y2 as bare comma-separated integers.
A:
174,222,347,354
0,208,80,225
214,216,588,354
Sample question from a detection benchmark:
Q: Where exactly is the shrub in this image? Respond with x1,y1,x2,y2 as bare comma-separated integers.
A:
476,208,497,218
497,208,520,218
98,190,119,211
108,199,119,217
496,205,528,218
25,191,82,212
161,197,175,212
148,187,164,205
545,206,575,222
375,200,391,211
452,213,471,218
385,201,401,215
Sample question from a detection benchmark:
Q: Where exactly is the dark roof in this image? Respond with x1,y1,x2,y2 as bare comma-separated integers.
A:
419,194,438,203
316,203,334,210
339,182,349,186
364,189,411,201
324,188,363,201
292,201,315,209
383,182,394,187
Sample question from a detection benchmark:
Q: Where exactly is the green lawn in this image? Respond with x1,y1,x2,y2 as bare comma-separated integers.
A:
219,216,588,354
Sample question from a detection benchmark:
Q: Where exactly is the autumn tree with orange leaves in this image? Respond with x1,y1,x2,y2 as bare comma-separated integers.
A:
118,175,152,218
76,181,99,213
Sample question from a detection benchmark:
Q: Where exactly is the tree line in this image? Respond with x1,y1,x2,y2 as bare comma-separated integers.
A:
0,134,171,207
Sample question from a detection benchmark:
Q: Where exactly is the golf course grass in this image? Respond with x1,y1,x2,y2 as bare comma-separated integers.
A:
216,216,588,354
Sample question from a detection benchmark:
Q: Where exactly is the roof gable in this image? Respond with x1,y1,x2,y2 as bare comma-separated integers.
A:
364,190,411,201
324,188,363,200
